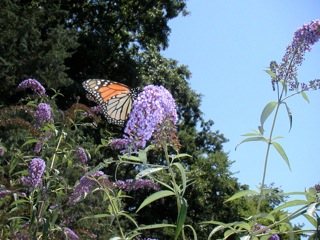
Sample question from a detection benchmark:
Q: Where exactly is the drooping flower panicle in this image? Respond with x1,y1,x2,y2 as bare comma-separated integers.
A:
68,171,107,206
75,147,88,166
34,103,53,126
20,158,46,189
110,85,178,152
17,78,46,96
276,19,320,90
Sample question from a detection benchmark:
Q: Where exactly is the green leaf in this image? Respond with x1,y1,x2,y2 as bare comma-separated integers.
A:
258,125,264,135
184,225,198,240
271,200,309,213
260,101,277,128
241,130,261,137
80,213,112,220
225,190,259,202
135,167,165,179
172,153,192,161
118,212,139,228
271,142,291,170
174,197,188,240
172,162,187,195
235,137,267,150
303,213,317,228
305,187,317,203
120,155,143,163
282,102,292,131
301,91,310,103
136,190,175,212
264,69,277,79
138,149,147,164
137,223,176,230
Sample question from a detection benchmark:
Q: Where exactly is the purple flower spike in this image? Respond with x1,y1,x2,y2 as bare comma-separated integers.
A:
20,158,46,189
63,227,79,240
17,78,46,96
277,19,320,90
34,103,52,126
110,85,178,152
68,171,106,206
75,147,88,166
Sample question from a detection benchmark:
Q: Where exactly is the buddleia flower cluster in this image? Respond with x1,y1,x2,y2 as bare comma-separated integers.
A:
110,85,179,153
20,158,46,189
67,171,108,206
34,103,53,127
273,19,320,91
17,78,46,96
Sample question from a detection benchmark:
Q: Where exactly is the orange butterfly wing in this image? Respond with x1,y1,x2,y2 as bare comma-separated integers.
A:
83,79,137,126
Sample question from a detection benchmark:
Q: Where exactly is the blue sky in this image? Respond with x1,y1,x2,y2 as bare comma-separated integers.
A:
163,0,320,231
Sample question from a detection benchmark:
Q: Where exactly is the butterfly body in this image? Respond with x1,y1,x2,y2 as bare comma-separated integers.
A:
83,79,139,126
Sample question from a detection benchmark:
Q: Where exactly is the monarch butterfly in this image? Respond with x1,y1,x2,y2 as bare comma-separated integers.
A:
83,79,140,126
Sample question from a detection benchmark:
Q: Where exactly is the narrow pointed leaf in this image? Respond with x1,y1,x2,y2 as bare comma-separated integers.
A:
264,69,277,79
174,197,188,240
172,162,187,195
282,102,292,131
136,167,165,179
260,101,277,128
136,190,175,212
172,153,192,160
303,213,317,227
258,125,264,135
235,137,267,150
301,91,310,103
241,131,261,137
225,190,259,202
271,200,308,213
271,142,291,170
138,223,176,230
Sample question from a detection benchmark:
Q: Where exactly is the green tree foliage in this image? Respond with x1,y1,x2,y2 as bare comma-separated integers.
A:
0,0,78,104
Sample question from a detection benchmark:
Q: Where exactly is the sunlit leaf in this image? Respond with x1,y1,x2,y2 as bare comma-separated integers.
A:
306,202,319,218
172,153,192,160
271,142,291,170
258,125,264,135
235,137,267,150
225,190,259,202
172,162,187,195
264,69,277,79
303,214,317,228
271,200,308,213
136,190,175,212
135,167,165,179
305,187,317,203
174,197,187,240
138,223,176,230
301,91,310,103
120,155,142,163
260,101,277,128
